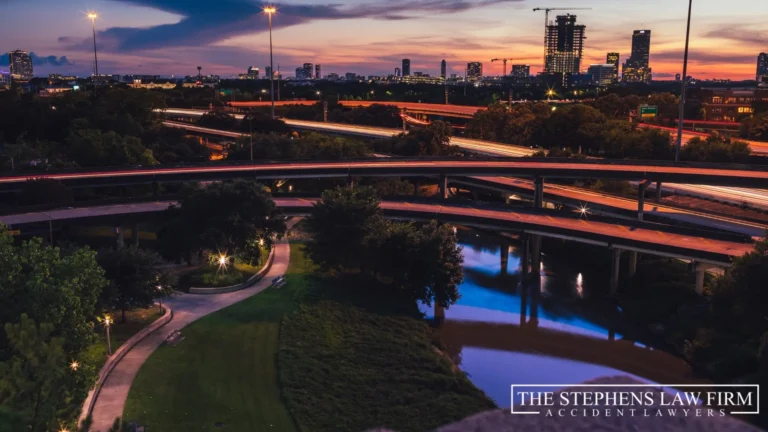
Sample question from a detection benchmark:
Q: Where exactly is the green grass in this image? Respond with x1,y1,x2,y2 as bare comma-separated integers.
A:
84,307,164,370
122,245,311,432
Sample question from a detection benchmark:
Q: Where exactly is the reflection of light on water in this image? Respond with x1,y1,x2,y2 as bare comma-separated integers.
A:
576,273,583,297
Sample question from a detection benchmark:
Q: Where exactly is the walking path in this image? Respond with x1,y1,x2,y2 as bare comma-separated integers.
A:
88,240,292,431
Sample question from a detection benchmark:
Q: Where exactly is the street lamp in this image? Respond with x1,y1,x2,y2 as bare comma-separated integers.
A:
156,285,164,312
675,0,693,163
70,360,79,371
103,315,113,356
87,12,99,82
264,6,277,119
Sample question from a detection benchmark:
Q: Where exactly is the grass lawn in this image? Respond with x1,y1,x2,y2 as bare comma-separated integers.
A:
278,252,496,432
84,307,164,370
121,245,311,432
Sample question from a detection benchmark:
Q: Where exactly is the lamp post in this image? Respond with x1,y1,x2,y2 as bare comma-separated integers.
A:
264,6,277,119
104,315,112,356
88,12,99,82
156,285,164,312
675,0,693,163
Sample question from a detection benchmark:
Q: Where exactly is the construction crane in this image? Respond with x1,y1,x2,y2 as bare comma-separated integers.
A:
490,58,521,76
532,7,592,72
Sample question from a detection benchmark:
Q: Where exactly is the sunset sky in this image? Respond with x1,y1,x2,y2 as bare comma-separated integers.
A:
1,0,765,80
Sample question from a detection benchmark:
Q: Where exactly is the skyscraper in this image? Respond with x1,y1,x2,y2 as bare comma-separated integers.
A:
606,52,620,83
511,65,530,78
265,66,272,79
622,30,652,83
588,64,614,87
9,50,33,81
402,59,411,76
757,53,768,81
441,60,447,78
467,62,483,80
302,63,314,79
315,64,322,80
247,66,259,79
394,67,401,77
544,15,586,82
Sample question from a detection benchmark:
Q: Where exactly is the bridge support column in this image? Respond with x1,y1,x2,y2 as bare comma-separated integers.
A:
501,245,509,276
116,226,124,248
439,174,448,200
637,181,648,221
628,251,638,279
519,234,530,282
132,223,140,247
610,248,622,295
655,181,662,203
692,262,717,295
530,235,542,278
533,177,544,208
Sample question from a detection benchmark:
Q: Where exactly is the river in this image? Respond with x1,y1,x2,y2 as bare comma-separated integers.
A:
420,228,703,407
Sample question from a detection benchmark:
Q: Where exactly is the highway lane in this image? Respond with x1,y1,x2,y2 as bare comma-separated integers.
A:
0,199,752,266
228,100,482,118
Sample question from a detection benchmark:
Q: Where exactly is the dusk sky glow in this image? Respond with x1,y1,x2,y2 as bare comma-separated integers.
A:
1,0,765,79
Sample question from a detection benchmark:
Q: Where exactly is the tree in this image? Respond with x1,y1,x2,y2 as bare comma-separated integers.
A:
305,186,384,272
65,129,157,167
157,180,286,263
0,315,79,432
375,121,460,156
741,113,768,141
370,221,463,307
96,247,172,323
680,135,751,163
229,131,372,161
240,111,290,134
0,229,107,357
533,105,608,153
198,111,239,130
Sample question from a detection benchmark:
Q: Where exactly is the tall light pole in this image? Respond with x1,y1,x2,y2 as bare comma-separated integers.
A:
104,315,113,356
264,6,277,119
675,0,693,163
88,12,99,81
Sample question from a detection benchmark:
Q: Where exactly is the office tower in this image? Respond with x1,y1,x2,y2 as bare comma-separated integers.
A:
302,63,314,79
345,72,357,81
606,52,620,82
394,67,401,77
587,64,614,87
545,15,586,82
467,62,483,80
315,64,321,80
265,66,272,79
511,64,530,78
402,59,411,76
622,30,652,83
441,59,447,78
9,50,33,81
675,73,681,82
295,67,304,80
247,66,259,79
757,53,768,81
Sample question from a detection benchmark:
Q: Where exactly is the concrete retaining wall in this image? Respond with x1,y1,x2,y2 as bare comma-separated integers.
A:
79,305,173,425
189,247,276,295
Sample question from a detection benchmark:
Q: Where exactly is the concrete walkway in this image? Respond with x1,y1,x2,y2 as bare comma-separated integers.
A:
88,240,291,432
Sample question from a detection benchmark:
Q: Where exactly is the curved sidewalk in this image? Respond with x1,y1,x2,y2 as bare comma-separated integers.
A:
89,240,291,432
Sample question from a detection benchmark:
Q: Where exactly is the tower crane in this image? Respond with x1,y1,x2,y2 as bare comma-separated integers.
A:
490,58,521,76
532,7,592,72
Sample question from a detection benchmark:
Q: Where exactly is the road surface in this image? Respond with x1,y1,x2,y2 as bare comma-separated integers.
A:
0,199,753,266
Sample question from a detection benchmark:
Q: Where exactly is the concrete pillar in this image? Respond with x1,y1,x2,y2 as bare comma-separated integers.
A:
530,235,542,278
637,181,648,221
519,279,528,326
116,226,124,248
529,282,539,328
439,174,448,200
628,251,638,279
695,265,706,295
610,248,622,295
655,181,662,203
519,234,530,283
533,177,544,208
500,246,509,276
609,329,616,341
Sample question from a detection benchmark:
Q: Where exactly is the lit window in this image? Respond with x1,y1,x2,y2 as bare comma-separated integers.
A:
738,107,754,113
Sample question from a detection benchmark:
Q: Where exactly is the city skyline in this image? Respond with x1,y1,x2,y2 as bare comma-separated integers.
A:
0,0,764,79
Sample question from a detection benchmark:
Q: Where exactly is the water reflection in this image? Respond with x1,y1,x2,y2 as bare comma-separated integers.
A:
425,229,702,407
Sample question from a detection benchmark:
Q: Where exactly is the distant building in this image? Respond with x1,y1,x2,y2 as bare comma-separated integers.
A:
402,73,444,85
394,67,401,77
265,66,272,79
606,52,620,83
248,66,259,79
545,15,586,82
467,62,483,80
9,50,33,81
327,72,340,81
511,64,530,78
129,79,176,89
441,59,447,78
695,87,768,121
676,73,681,82
315,64,321,80
345,72,357,81
622,30,652,84
757,53,768,81
588,64,615,87
402,59,411,76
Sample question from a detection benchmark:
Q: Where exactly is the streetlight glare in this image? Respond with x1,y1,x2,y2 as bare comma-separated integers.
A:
104,315,112,326
263,6,277,14
70,360,79,371
87,12,97,20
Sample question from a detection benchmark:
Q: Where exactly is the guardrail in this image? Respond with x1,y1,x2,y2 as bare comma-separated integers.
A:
79,305,173,425
188,246,276,294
